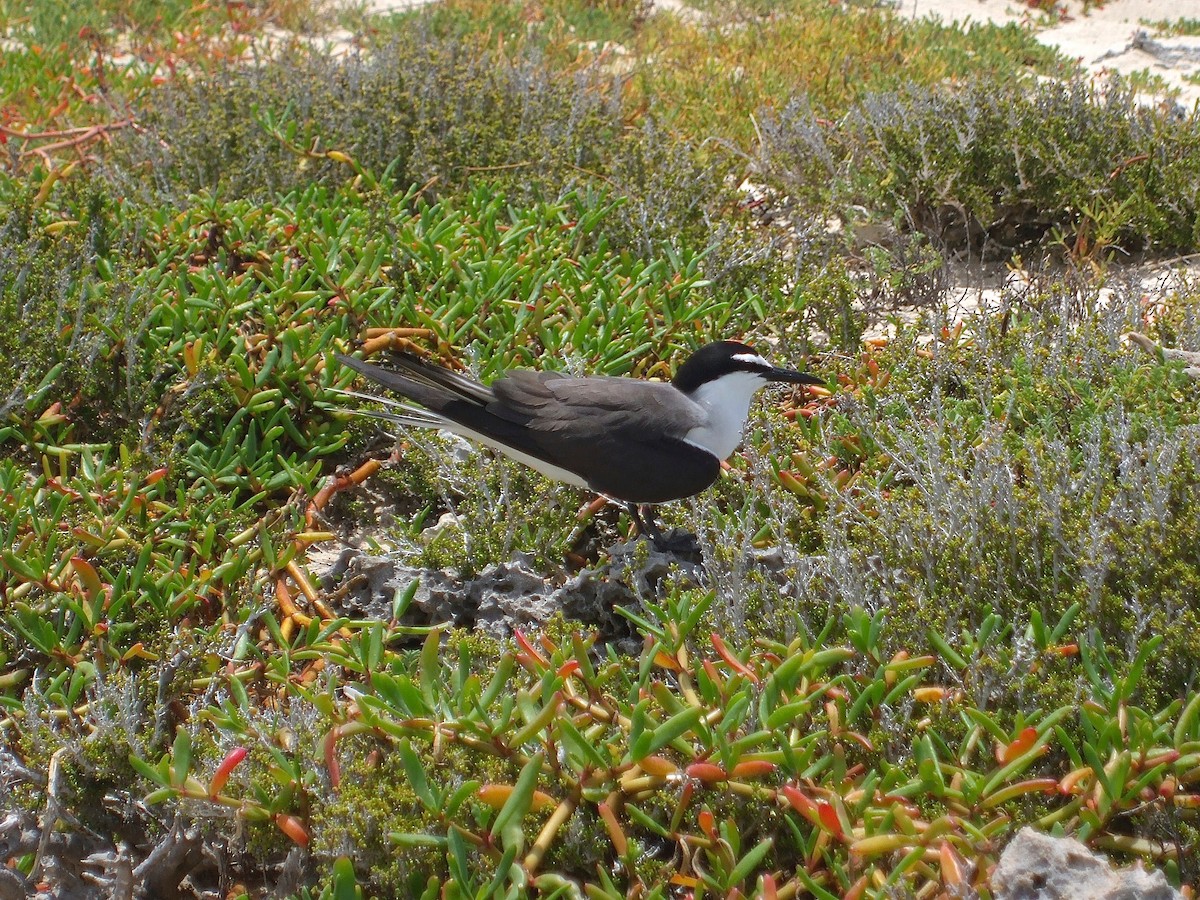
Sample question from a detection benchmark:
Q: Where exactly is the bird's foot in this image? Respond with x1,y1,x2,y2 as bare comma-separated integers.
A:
648,528,702,557
627,504,701,558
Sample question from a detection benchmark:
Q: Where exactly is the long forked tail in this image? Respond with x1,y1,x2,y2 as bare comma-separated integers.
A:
327,387,447,430
336,353,494,405
333,352,497,433
334,351,556,468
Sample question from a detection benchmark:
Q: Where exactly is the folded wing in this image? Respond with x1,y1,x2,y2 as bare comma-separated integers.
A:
338,353,722,503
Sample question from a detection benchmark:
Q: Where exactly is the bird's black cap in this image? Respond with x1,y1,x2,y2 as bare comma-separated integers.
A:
672,341,825,394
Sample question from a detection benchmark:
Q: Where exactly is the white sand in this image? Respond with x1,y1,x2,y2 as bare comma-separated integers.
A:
906,0,1200,107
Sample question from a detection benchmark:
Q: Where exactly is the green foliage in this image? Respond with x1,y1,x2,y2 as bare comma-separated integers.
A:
0,0,318,161
6,0,1200,894
123,590,1200,894
0,0,249,47
759,78,1200,254
630,1,1072,147
107,29,726,248
311,745,447,893
1143,17,1200,37
0,179,146,435
118,33,568,200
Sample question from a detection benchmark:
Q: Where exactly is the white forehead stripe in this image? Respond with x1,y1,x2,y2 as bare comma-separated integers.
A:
731,352,770,367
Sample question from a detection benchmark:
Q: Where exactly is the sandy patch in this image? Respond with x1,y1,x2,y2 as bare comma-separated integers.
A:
905,0,1200,107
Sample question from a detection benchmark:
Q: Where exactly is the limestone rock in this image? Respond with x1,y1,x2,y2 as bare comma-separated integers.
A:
319,541,705,647
992,827,1181,900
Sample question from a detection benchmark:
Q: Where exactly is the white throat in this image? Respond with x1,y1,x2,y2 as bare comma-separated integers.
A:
681,372,768,460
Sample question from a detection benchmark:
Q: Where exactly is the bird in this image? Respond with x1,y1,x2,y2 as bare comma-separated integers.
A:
1123,331,1200,378
335,341,825,547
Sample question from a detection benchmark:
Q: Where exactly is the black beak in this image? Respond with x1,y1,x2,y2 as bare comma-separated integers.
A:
766,367,827,388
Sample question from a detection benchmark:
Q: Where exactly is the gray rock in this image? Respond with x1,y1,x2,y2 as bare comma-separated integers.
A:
319,538,707,644
0,866,30,900
992,827,1181,900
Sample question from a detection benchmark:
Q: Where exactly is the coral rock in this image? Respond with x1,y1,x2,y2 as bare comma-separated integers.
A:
992,827,1181,900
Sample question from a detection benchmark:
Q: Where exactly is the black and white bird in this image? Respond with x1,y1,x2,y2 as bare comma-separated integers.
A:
336,341,824,544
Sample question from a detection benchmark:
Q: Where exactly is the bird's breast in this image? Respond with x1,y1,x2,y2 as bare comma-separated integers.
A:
679,375,763,460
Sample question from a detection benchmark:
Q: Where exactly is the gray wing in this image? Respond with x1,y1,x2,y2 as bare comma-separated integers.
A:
492,373,705,434
490,374,719,503
340,355,720,503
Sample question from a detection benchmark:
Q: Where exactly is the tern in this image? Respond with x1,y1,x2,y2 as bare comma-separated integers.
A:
336,341,824,546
